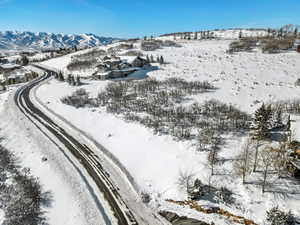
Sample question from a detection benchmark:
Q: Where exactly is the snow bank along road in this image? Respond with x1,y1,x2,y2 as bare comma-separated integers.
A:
14,68,167,225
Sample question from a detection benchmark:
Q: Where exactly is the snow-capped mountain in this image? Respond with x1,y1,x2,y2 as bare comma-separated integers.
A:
0,31,118,50
280,24,300,32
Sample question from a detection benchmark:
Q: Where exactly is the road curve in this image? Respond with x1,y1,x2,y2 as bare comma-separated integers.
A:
14,71,138,225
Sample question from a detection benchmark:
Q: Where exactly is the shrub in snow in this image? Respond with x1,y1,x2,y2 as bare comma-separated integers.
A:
262,38,294,53
187,179,210,200
61,88,90,108
73,49,106,61
214,186,234,205
294,78,300,86
67,58,98,71
122,50,143,57
228,40,254,53
141,192,151,204
161,40,181,48
266,206,296,225
141,41,161,51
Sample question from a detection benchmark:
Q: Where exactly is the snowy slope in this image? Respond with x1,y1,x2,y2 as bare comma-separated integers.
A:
36,39,300,224
0,31,118,50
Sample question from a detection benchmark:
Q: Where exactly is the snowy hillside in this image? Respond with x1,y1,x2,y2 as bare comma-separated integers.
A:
37,39,300,225
0,31,118,50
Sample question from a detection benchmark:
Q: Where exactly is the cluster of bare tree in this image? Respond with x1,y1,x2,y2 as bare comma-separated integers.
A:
0,143,51,225
262,38,296,53
61,88,92,108
141,40,161,51
273,99,300,115
97,79,249,140
228,39,258,53
62,77,250,143
231,102,295,193
67,58,98,71
66,74,81,86
146,54,164,64
234,138,292,193
228,36,296,54
141,40,181,51
72,49,106,61
177,173,235,205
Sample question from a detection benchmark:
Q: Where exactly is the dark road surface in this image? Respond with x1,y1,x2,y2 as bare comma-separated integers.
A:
14,69,138,225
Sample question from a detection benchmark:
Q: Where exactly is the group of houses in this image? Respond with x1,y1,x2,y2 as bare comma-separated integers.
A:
0,63,34,90
92,55,150,80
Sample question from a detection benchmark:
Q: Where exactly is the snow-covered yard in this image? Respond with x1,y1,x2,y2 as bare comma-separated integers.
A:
37,39,300,224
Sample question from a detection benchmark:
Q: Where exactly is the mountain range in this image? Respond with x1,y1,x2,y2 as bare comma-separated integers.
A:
0,31,118,50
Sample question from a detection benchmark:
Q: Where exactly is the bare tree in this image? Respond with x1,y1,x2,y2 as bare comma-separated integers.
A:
260,146,276,193
177,169,194,193
253,139,260,172
234,138,253,183
272,142,290,178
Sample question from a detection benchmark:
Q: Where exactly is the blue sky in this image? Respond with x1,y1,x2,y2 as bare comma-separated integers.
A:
0,0,299,38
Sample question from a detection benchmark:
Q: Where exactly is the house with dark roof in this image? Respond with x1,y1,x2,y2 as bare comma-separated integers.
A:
93,55,149,80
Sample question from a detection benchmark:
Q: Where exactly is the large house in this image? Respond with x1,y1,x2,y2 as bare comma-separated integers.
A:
0,63,32,85
0,63,22,75
93,55,149,80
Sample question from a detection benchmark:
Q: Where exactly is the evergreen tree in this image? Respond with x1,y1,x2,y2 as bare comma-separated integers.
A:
156,56,160,63
239,30,243,39
194,32,198,40
278,28,283,38
76,76,81,86
67,74,72,85
150,55,154,63
275,106,283,127
146,55,150,63
252,103,272,140
58,71,64,81
159,56,164,65
71,75,76,86
294,28,298,38
21,56,29,66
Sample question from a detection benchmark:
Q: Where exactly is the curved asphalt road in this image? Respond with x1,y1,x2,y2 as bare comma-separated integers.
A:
14,69,138,225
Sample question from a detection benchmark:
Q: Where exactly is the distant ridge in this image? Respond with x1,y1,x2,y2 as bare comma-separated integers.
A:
0,31,119,50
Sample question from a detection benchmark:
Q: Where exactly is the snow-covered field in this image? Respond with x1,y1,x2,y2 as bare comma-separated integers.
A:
34,39,300,224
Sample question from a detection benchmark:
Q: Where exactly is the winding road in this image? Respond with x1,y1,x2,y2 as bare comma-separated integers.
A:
14,69,140,225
